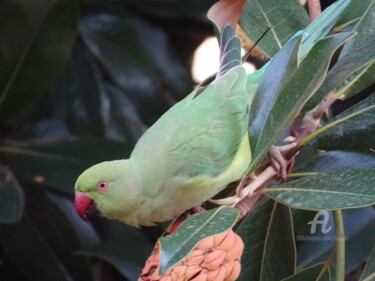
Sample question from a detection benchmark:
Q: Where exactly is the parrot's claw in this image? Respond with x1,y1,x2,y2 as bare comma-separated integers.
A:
210,190,262,218
210,171,266,217
235,192,262,218
209,197,238,205
268,144,297,182
268,146,288,181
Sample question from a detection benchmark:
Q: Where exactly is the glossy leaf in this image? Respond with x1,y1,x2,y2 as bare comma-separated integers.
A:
0,138,132,194
0,0,78,120
104,83,146,143
0,216,74,281
131,17,193,99
78,241,145,281
52,60,78,121
344,209,375,273
239,0,309,57
307,94,375,151
19,119,71,140
294,150,375,173
91,219,154,259
68,46,106,136
332,0,375,100
248,32,352,173
340,5,375,55
360,245,375,281
81,14,154,77
0,165,24,223
305,1,375,110
264,168,375,210
236,197,296,281
332,62,375,100
159,206,239,274
281,263,330,281
294,210,335,269
80,14,168,119
296,207,375,272
22,187,95,281
294,0,350,62
336,0,374,28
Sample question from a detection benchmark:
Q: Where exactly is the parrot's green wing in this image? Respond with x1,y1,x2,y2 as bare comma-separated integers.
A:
131,26,250,195
168,25,248,177
167,66,249,177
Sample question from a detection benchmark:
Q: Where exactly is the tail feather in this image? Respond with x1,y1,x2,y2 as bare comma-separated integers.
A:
194,25,241,97
217,25,242,77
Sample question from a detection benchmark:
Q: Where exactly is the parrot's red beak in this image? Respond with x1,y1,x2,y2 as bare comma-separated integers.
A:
74,191,100,220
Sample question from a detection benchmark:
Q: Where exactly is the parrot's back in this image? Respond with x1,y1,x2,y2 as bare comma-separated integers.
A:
129,25,252,225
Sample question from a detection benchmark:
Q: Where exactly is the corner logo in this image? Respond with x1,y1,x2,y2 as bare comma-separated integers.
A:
307,210,332,234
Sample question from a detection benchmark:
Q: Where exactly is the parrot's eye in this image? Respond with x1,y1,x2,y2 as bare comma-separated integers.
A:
97,181,109,191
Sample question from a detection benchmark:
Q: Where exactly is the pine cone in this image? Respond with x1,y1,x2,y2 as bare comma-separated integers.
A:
138,214,244,281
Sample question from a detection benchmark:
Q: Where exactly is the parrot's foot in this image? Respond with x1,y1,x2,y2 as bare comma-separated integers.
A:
210,166,276,217
209,172,256,206
235,192,262,218
268,143,296,182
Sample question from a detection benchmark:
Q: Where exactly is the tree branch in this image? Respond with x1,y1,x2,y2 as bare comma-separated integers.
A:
333,209,346,281
308,0,322,21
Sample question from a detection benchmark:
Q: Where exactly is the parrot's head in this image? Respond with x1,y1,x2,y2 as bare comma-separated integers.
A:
74,159,141,224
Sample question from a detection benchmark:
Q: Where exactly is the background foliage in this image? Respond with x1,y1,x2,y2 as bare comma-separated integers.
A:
0,0,374,281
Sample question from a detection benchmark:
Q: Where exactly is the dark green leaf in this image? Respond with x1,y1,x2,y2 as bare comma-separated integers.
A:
80,14,168,119
236,197,296,281
294,150,375,173
248,32,352,172
0,138,132,194
0,216,74,281
264,168,375,210
81,14,154,77
0,165,24,223
0,250,28,281
295,0,350,61
332,62,375,100
360,245,375,281
159,206,239,274
104,83,146,143
19,119,71,140
281,263,330,281
91,218,154,260
336,0,374,28
0,0,78,120
52,60,78,121
248,36,300,165
78,241,144,281
331,0,375,100
239,0,309,57
296,207,375,273
345,209,375,273
307,94,375,151
305,1,375,110
22,187,96,281
336,0,374,55
68,46,106,136
129,17,194,99
293,210,334,269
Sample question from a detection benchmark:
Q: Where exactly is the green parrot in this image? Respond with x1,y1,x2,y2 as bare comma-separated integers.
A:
75,25,252,227
74,0,350,227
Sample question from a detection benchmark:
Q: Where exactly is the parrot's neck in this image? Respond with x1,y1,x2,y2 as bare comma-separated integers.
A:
98,159,145,226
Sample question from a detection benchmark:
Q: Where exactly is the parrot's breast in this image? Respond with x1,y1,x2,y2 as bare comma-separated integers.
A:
135,133,251,226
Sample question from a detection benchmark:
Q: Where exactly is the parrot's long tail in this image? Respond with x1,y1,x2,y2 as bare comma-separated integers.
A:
217,24,242,77
195,25,241,96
